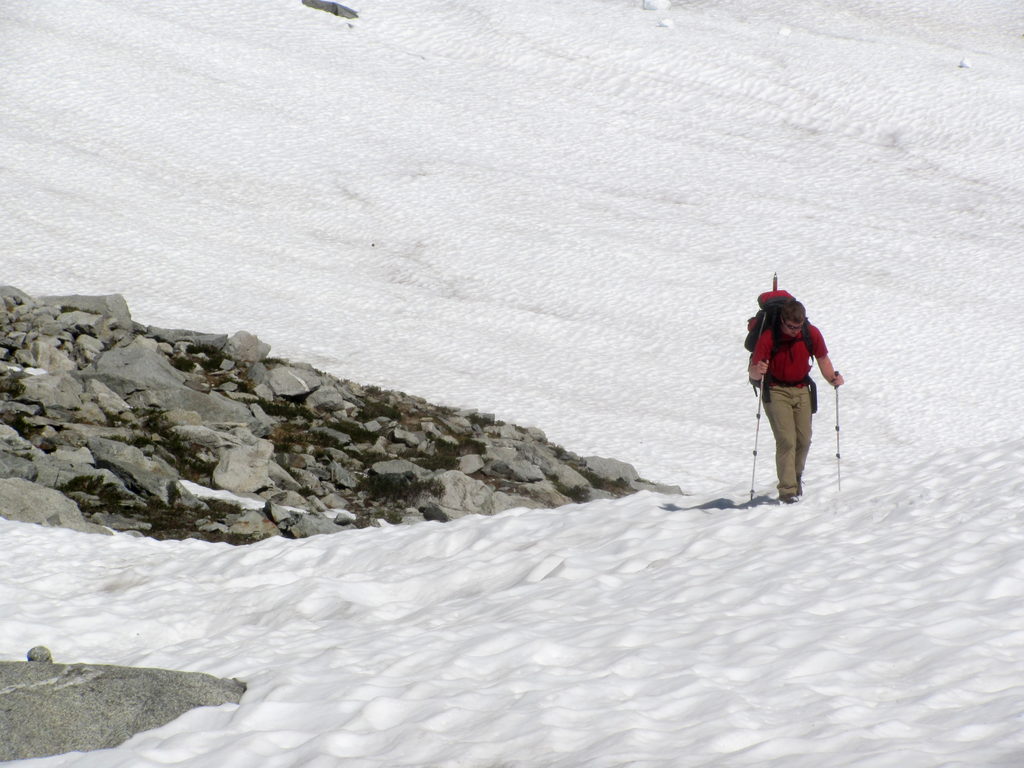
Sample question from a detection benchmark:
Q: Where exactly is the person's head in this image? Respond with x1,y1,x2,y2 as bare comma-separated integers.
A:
779,299,806,335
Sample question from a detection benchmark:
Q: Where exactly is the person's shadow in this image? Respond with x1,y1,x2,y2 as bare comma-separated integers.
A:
661,495,778,512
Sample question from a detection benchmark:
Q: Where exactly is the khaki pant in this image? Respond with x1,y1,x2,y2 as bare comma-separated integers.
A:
763,385,812,498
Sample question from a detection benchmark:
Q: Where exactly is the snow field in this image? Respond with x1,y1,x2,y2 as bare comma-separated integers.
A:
3,0,1024,764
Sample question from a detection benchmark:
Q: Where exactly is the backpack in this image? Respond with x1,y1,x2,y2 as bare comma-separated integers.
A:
744,289,812,355
745,283,817,412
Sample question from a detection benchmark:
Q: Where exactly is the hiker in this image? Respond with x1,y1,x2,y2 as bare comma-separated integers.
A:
747,298,844,503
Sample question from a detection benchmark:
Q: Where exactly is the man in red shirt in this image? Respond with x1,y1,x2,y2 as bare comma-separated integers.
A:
747,299,845,503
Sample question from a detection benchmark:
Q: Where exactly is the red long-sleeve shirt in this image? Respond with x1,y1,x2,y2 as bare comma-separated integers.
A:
753,324,828,385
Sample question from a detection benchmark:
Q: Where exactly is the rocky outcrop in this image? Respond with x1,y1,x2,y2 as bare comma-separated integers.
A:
0,648,244,761
301,0,359,20
0,287,679,543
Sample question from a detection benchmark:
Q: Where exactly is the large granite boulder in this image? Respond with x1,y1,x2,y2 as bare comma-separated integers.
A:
223,330,270,363
78,337,186,396
38,292,133,330
0,656,245,761
0,477,111,535
211,432,276,494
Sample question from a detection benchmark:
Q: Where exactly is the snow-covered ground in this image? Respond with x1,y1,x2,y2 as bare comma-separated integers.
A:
3,0,1024,765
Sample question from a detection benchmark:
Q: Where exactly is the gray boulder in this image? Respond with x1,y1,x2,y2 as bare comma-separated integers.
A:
0,424,35,453
88,437,180,503
311,425,352,446
0,285,32,303
0,477,111,535
513,479,573,508
15,339,77,374
262,365,322,398
57,309,107,336
223,330,270,363
391,427,423,447
18,373,85,411
79,337,186,396
0,660,245,761
147,326,229,349
226,509,281,538
302,0,359,19
370,458,432,480
0,450,38,481
84,378,132,415
74,333,105,363
459,454,485,475
327,462,358,489
38,292,133,329
0,399,40,420
552,463,590,491
491,489,545,514
506,459,545,483
267,458,302,491
432,470,499,519
212,434,276,494
583,456,640,485
515,441,564,476
282,510,348,537
170,424,238,450
31,454,128,496
128,387,254,425
305,385,355,413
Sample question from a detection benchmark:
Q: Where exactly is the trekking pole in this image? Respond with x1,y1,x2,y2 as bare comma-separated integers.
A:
748,273,777,500
833,372,841,493
750,373,766,501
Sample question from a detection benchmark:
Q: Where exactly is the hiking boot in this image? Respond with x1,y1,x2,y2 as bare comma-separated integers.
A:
796,476,803,496
780,494,799,504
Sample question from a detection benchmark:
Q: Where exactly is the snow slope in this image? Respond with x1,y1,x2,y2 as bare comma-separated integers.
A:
5,0,1024,486
5,441,1024,767
2,0,1024,765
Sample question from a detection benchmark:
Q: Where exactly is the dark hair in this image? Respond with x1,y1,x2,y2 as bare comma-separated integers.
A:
780,299,806,324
